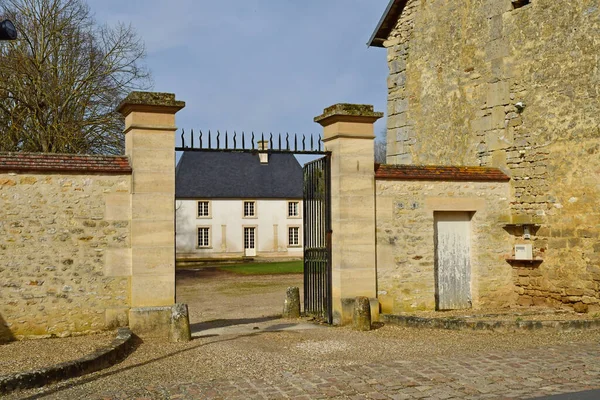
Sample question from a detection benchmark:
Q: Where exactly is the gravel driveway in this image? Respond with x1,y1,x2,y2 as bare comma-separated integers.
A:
4,268,600,399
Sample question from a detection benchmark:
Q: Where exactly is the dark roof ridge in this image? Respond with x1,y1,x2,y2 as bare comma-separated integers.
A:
368,0,408,48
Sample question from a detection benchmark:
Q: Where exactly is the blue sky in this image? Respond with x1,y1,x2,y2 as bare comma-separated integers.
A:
89,0,390,147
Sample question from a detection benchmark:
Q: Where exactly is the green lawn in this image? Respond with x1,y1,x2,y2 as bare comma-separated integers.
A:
218,260,303,275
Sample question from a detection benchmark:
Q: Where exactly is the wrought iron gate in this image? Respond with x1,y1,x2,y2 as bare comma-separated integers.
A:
303,155,332,323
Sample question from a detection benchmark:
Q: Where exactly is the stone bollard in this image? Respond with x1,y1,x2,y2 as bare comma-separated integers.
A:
283,287,301,318
169,303,191,342
352,296,372,331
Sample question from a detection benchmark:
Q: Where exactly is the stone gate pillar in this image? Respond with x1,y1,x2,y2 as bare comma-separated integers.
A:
314,104,383,325
117,92,184,332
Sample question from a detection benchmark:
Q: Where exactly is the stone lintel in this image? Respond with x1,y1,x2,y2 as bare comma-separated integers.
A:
117,91,185,117
314,103,384,127
509,213,544,225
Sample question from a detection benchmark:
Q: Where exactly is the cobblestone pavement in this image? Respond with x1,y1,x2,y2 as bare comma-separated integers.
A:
30,340,600,400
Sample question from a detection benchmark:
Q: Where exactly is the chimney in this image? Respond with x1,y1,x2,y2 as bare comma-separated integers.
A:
258,140,268,164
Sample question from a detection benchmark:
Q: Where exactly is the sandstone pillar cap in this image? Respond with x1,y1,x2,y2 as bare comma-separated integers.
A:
117,91,186,116
314,103,383,127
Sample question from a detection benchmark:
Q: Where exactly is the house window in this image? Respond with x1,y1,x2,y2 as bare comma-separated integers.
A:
197,227,210,248
244,227,256,249
288,201,300,218
243,201,256,218
197,201,210,218
288,227,300,247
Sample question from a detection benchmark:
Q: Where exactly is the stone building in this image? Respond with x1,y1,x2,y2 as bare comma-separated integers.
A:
369,0,600,312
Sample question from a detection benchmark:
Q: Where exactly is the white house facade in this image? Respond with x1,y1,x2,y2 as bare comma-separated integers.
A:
175,151,303,260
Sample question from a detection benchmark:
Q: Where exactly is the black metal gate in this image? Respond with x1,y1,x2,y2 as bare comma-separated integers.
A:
303,155,332,324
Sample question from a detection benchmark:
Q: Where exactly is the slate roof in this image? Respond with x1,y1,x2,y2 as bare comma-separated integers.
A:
176,152,303,199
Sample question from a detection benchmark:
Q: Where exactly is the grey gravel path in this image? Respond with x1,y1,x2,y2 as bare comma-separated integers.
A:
6,270,600,399
9,333,600,400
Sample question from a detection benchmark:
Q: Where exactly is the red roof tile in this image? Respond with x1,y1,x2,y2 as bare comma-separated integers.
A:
374,163,510,182
0,152,132,174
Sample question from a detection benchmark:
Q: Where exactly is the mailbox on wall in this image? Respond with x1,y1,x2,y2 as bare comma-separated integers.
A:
515,244,533,260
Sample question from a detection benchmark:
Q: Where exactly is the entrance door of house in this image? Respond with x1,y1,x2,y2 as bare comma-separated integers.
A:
434,212,472,310
244,227,256,257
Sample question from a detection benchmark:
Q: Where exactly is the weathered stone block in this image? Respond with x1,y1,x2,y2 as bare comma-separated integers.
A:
129,306,171,339
517,295,533,306
352,296,372,331
390,58,407,74
169,303,191,342
491,106,506,129
388,113,408,129
489,15,503,40
394,98,409,114
104,248,132,277
283,286,301,319
573,302,589,313
485,38,510,61
487,81,510,107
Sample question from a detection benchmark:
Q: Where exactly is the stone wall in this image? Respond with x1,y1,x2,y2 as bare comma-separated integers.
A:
0,154,132,341
383,0,600,310
375,170,514,313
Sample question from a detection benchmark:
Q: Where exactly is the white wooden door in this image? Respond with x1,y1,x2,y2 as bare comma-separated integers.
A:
434,212,472,310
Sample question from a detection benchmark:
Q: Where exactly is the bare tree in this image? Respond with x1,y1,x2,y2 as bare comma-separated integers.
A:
374,131,387,164
0,0,151,154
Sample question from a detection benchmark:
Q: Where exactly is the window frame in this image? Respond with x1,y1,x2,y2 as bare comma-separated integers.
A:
196,226,211,248
196,200,211,219
243,200,257,218
287,200,301,219
287,225,301,248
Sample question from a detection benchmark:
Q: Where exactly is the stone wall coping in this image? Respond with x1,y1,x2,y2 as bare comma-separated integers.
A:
117,91,185,116
130,306,172,312
0,152,132,174
314,103,384,126
0,327,136,395
375,163,510,182
381,314,600,332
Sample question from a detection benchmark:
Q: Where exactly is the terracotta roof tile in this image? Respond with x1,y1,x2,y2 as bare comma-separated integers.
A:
374,163,510,182
0,152,132,174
